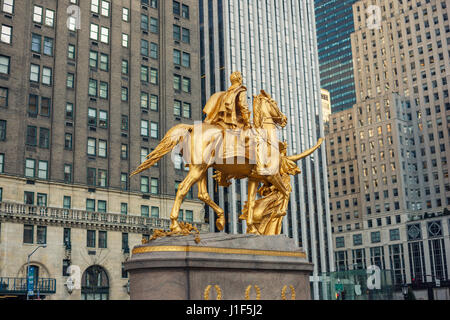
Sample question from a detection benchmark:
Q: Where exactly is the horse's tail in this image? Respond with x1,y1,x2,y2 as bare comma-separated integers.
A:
130,124,192,177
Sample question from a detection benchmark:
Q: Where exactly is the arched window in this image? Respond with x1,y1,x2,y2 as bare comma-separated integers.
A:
81,265,109,300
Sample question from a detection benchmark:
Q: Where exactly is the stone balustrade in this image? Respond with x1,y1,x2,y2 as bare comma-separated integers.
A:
0,201,210,234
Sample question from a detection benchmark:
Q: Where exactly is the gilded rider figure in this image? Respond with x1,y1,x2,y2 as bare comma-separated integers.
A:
203,71,251,130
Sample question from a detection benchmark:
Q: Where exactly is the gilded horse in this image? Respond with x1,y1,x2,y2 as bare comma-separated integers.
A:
131,90,322,235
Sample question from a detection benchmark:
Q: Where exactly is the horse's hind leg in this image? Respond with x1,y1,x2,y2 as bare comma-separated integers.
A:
170,165,205,232
197,175,225,231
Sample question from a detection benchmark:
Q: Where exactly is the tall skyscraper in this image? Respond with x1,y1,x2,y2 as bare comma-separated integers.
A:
315,0,358,113
199,0,334,299
0,0,208,300
326,0,450,296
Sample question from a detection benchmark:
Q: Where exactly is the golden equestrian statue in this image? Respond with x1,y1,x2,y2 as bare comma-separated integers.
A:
131,71,323,236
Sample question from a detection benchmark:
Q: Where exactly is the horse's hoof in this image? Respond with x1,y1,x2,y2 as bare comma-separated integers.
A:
216,216,225,231
170,220,182,233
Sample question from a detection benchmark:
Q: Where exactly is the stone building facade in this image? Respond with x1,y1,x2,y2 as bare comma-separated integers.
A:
0,0,208,300
326,0,450,295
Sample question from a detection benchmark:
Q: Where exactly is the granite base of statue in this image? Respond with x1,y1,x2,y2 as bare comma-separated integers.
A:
124,233,313,300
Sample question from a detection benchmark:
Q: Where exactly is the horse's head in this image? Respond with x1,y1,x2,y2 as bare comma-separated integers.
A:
253,90,287,128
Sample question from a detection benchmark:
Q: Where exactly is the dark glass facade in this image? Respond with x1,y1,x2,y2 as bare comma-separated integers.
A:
314,0,358,113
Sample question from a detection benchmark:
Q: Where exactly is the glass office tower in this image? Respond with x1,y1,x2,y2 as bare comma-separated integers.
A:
199,0,334,300
314,0,358,113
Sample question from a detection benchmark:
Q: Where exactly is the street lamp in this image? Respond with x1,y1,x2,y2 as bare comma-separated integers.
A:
401,283,409,300
26,244,46,300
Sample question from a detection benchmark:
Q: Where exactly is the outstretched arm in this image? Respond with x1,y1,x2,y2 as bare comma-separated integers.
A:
287,138,324,162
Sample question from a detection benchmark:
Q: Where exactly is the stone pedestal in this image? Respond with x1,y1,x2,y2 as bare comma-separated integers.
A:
125,233,313,300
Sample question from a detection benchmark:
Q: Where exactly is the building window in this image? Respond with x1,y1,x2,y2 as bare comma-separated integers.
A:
182,52,190,68
101,0,110,17
173,24,180,41
141,205,149,217
140,147,149,164
68,44,75,59
121,87,128,101
140,176,149,193
150,122,158,139
87,168,96,186
150,68,158,84
87,230,96,248
42,67,52,85
336,237,345,248
122,7,129,21
98,140,107,158
100,27,109,43
26,126,37,145
141,65,148,82
100,54,108,71
122,232,129,251
86,199,95,212
0,87,8,107
67,73,75,88
43,37,53,56
23,225,34,244
1,24,12,44
122,33,129,47
30,64,40,82
141,14,148,31
181,28,190,43
121,60,128,75
98,170,107,187
174,100,181,116
24,191,34,205
141,120,148,137
150,42,158,59
2,0,14,14
87,138,96,156
37,193,47,207
25,159,35,178
173,74,181,91
183,102,191,118
182,77,191,93
120,203,128,215
150,178,158,194
98,231,107,248
0,120,6,140
150,95,158,111
141,39,149,56
371,231,381,243
390,229,400,241
33,5,43,23
353,234,363,246
99,82,108,99
99,110,108,128
0,55,9,74
173,49,181,65
151,206,159,218
61,132,70,150
121,144,128,160
44,9,55,27
173,1,180,15
120,173,128,191
37,160,48,180
185,210,193,223
89,51,98,68
0,153,4,173
39,128,49,148
89,79,97,96
150,17,158,33
37,226,47,244
181,4,189,19
64,164,72,183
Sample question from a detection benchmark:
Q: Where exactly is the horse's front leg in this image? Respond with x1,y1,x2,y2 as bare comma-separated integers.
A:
246,179,259,234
